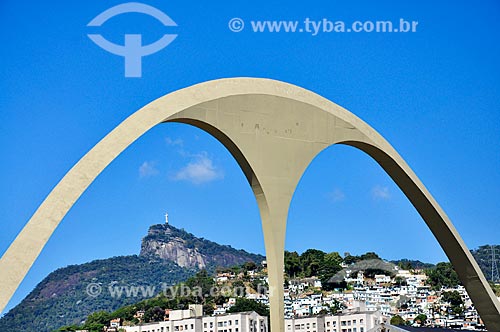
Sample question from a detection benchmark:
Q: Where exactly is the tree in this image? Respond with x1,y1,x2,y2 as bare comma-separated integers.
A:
214,294,227,305
441,291,462,306
284,251,302,277
318,308,329,315
111,304,140,322
319,252,343,290
471,245,500,282
84,310,110,330
185,269,215,302
398,260,413,270
441,290,464,315
203,303,215,316
344,254,360,265
394,276,407,286
329,299,346,314
83,322,106,332
227,298,269,317
144,306,165,323
425,262,460,289
324,252,343,266
414,314,427,326
243,261,258,272
301,249,326,277
360,252,380,260
390,315,406,326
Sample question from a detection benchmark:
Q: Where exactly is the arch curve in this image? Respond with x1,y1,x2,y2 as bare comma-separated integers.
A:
0,78,498,331
340,140,500,326
166,118,261,190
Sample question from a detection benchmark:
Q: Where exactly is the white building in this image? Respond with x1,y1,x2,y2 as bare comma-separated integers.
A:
286,315,323,332
170,305,204,321
374,275,391,284
202,311,267,332
123,309,267,332
345,271,364,285
285,310,384,332
395,270,411,279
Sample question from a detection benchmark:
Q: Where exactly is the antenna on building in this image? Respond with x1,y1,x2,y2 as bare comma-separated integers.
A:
165,212,169,225
491,245,499,283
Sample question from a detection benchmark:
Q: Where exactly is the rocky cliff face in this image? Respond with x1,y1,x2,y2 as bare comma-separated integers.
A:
140,224,265,270
140,227,207,268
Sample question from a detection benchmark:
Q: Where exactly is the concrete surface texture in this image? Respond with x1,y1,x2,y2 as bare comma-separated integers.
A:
0,78,498,330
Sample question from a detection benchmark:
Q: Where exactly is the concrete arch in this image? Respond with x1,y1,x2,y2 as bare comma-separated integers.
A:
0,78,498,331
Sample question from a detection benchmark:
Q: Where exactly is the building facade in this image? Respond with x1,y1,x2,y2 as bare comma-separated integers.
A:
123,309,267,332
285,310,384,332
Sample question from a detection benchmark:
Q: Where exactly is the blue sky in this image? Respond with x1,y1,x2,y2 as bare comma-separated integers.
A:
1,0,499,314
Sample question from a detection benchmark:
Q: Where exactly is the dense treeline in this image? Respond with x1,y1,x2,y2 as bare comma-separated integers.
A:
471,245,500,282
424,262,461,290
390,259,434,270
284,250,383,290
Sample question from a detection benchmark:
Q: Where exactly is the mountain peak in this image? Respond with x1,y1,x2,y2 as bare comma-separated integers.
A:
140,223,264,270
140,224,206,269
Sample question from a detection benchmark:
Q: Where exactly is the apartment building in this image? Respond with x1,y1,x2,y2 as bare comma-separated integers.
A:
123,308,267,332
285,310,384,332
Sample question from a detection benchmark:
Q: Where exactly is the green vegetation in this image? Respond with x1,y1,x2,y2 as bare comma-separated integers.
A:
227,298,269,317
226,298,270,332
394,276,407,286
413,314,427,326
425,260,500,295
284,250,399,290
328,299,346,315
391,259,435,270
441,290,464,315
343,252,380,265
80,311,111,331
471,245,500,282
489,282,500,296
425,262,461,290
284,250,343,290
390,315,406,326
